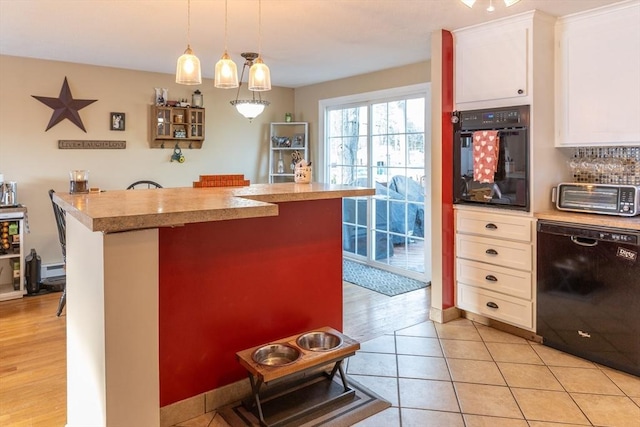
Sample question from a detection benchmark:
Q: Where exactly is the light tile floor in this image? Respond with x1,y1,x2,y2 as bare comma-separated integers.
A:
177,318,640,427
348,318,640,427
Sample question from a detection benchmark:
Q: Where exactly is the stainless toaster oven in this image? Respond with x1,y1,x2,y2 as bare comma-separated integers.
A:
553,183,640,216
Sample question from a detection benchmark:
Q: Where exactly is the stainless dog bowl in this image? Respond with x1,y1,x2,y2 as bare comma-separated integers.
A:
252,344,301,366
296,331,343,352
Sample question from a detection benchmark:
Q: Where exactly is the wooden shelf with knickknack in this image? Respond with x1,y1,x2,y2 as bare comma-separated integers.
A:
149,105,205,149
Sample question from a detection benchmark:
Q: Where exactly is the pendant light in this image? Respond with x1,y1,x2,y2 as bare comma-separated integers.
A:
231,52,270,120
214,0,239,88
233,95,269,120
248,0,271,92
176,0,202,85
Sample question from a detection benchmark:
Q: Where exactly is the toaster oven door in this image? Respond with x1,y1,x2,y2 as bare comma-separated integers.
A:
556,184,620,215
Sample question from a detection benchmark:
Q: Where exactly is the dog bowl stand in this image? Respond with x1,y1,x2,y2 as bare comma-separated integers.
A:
236,326,360,427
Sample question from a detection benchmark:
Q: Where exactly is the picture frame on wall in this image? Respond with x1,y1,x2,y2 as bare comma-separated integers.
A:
110,112,125,131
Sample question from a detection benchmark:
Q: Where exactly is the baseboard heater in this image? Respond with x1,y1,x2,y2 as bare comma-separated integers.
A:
41,263,64,279
40,263,65,292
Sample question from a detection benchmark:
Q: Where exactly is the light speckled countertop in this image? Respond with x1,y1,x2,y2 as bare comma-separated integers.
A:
53,183,374,233
535,210,640,231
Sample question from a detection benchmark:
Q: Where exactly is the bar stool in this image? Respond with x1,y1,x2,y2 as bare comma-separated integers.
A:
48,189,67,317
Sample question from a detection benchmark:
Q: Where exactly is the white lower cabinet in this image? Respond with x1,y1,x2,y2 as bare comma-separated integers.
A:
456,235,532,272
457,284,533,330
455,209,534,330
457,259,531,300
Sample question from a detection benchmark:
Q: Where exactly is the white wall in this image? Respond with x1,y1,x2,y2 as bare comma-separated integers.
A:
0,55,294,265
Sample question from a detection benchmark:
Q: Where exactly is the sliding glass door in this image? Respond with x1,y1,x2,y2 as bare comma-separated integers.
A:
324,86,430,282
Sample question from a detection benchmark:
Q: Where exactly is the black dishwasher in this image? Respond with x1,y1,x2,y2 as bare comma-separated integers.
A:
537,221,640,376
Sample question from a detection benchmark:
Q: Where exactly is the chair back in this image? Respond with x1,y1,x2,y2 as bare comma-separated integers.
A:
48,189,66,263
127,180,162,190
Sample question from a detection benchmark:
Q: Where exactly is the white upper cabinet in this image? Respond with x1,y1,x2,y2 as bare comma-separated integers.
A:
454,11,555,110
455,19,528,107
555,1,640,147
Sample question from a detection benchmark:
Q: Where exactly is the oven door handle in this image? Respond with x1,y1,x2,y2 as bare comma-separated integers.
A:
570,236,598,247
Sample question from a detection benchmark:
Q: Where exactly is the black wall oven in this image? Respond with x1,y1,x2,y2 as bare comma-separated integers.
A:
453,105,530,211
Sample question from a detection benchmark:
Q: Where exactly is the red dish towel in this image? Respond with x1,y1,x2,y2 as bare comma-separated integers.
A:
473,130,500,183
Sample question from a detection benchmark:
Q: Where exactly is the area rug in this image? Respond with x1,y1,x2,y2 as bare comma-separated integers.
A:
219,376,390,427
343,259,429,297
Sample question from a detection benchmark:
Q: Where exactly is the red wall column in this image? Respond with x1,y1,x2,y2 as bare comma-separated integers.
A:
441,30,455,309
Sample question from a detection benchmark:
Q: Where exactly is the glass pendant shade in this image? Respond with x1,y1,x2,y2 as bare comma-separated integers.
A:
231,99,270,120
248,57,271,91
215,51,239,88
461,0,476,7
176,46,202,85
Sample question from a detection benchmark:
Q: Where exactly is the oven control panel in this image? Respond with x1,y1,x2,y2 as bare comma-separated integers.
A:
457,105,529,131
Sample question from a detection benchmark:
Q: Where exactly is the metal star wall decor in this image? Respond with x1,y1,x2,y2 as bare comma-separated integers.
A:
32,77,97,132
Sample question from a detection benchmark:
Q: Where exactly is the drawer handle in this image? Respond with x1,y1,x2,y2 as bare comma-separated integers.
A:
486,301,499,309
485,274,498,282
485,248,498,256
485,223,498,230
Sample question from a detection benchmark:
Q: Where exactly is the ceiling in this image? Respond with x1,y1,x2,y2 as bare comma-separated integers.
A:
0,0,623,88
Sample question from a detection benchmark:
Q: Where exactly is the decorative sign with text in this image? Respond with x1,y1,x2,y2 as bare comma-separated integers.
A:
58,140,126,149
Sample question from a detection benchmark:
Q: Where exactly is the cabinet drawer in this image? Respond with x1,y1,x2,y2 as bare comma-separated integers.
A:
456,210,532,242
456,234,532,271
456,259,532,300
457,283,533,330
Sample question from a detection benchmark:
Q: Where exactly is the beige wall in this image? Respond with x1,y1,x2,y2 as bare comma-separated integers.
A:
0,54,430,270
0,55,294,265
293,61,430,165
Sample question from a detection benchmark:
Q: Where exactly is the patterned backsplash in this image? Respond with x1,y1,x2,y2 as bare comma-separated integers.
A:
568,147,640,185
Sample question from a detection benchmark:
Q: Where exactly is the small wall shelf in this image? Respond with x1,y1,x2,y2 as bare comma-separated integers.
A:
150,106,205,149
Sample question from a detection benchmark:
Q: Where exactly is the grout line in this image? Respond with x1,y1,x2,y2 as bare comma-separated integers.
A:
393,329,404,426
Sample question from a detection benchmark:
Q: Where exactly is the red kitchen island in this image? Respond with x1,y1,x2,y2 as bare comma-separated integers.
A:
52,183,373,427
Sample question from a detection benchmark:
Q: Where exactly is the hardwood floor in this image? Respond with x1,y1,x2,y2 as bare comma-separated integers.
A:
0,292,66,426
0,282,430,425
343,280,430,343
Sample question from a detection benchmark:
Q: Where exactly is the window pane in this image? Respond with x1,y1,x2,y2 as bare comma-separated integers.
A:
408,134,425,168
388,100,406,134
327,109,342,137
407,98,425,133
372,103,387,136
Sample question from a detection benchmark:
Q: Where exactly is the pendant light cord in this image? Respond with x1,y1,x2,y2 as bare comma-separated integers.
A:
187,0,192,48
257,0,262,55
224,0,229,51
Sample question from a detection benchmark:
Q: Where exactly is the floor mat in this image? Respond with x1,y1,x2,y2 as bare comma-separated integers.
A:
343,259,429,297
218,376,390,427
